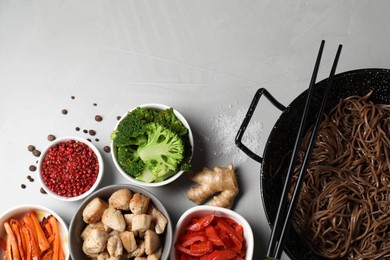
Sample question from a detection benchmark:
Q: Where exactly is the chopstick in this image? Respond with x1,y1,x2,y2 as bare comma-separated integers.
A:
264,41,342,260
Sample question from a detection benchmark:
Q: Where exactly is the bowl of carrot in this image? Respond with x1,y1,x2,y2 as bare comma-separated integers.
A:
0,204,69,259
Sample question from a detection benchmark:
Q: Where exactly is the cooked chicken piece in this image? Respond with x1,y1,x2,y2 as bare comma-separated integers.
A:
108,188,133,210
147,247,162,260
102,207,126,231
82,229,109,256
146,205,168,234
132,214,152,232
119,231,137,253
130,193,150,214
83,197,109,224
81,222,112,241
107,234,123,257
96,252,122,260
128,240,145,258
144,230,160,255
134,257,147,260
123,213,134,229
96,252,109,259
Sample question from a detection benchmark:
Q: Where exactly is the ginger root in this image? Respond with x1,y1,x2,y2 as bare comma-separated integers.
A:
186,163,239,209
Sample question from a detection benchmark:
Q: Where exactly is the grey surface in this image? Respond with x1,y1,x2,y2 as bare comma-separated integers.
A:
1,1,390,259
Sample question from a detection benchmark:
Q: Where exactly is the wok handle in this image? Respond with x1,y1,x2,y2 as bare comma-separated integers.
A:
235,88,286,163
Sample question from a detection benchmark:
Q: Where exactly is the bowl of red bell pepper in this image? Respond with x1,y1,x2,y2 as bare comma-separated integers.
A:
171,205,254,260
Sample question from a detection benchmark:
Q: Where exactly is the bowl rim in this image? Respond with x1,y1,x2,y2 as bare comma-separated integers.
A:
37,136,104,201
171,205,254,260
0,203,70,259
110,103,194,187
68,183,173,260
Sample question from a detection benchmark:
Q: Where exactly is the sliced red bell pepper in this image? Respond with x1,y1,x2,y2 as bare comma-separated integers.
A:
221,217,239,227
234,224,243,238
205,225,224,247
176,243,205,257
190,240,214,255
205,249,238,260
182,232,208,247
180,254,200,260
216,219,242,253
187,214,215,231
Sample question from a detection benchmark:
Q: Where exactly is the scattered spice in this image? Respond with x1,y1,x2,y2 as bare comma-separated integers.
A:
75,127,80,131
93,103,97,106
40,140,99,198
21,184,26,189
29,165,36,172
61,109,68,115
116,116,121,120
83,129,88,134
27,176,34,182
95,138,99,142
40,187,47,194
89,130,96,136
32,149,41,157
87,138,92,142
47,134,56,141
95,115,103,122
28,145,35,152
103,146,111,153
71,96,75,99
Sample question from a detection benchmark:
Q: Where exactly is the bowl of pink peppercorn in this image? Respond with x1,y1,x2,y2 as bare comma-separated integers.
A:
37,136,104,202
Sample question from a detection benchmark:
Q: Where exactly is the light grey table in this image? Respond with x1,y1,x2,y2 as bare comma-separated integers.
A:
1,1,390,259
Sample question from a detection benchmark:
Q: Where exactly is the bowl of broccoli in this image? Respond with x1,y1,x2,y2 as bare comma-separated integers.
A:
110,103,194,187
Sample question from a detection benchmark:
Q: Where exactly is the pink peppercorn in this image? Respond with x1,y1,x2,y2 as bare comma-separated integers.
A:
40,140,99,198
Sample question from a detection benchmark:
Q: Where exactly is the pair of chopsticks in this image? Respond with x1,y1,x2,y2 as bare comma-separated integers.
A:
263,40,343,260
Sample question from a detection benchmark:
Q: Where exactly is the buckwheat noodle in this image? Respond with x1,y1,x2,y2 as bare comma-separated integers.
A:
290,91,390,259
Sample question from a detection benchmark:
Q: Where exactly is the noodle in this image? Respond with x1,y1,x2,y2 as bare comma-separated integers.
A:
290,91,390,260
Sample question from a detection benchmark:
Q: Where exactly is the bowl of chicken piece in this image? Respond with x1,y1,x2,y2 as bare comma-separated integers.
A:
68,184,172,260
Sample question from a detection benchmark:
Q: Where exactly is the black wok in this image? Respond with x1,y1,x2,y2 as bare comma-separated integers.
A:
236,68,390,259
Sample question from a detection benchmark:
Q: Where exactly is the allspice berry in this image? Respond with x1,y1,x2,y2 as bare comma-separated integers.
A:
28,145,35,152
32,150,41,157
103,146,111,153
95,115,103,122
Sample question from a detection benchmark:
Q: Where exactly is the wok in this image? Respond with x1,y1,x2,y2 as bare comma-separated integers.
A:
236,68,390,259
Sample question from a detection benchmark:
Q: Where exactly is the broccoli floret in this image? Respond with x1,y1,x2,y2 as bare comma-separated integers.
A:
117,146,145,177
136,122,184,182
111,106,192,182
111,107,155,147
155,108,188,136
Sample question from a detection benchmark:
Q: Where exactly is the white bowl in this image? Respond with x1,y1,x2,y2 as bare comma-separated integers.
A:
37,136,104,201
171,205,254,260
111,103,194,187
0,204,70,259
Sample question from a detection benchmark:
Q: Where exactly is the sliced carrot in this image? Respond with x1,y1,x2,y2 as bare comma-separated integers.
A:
47,234,55,244
5,234,12,260
20,224,31,260
22,220,40,260
29,211,50,252
10,219,25,260
42,249,53,260
49,215,61,260
4,221,21,260
22,215,38,247
43,219,53,238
